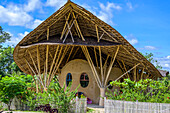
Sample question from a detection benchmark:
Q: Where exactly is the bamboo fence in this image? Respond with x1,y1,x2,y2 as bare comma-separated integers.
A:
104,98,170,113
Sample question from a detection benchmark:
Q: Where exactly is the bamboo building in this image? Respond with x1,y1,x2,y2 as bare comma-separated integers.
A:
13,0,162,106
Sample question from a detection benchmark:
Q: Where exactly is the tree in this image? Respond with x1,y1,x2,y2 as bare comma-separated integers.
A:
0,26,11,48
0,46,21,77
0,75,27,110
142,52,162,69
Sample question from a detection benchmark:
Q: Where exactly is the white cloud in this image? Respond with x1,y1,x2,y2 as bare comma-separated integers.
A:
124,34,138,45
155,56,170,72
24,0,42,12
97,2,122,25
126,2,133,10
144,46,156,50
0,3,43,29
81,2,122,25
0,5,33,26
165,64,169,67
18,31,29,38
99,2,122,11
46,0,66,8
6,31,29,46
26,19,44,29
167,56,170,59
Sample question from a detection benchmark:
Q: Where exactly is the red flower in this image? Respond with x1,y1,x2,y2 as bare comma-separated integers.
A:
167,97,169,99
115,94,117,96
21,96,22,99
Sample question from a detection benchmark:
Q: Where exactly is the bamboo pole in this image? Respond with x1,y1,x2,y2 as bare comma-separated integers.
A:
37,45,44,88
63,17,75,43
47,46,63,85
25,59,39,93
72,9,118,42
99,32,104,40
104,46,119,86
94,47,99,69
60,11,71,40
106,63,140,88
66,46,74,63
47,27,49,40
96,25,99,42
115,63,140,81
81,46,101,88
72,12,85,41
48,46,69,85
45,45,49,88
117,60,125,73
48,45,60,82
71,47,79,59
103,54,109,69
24,58,45,88
122,60,130,78
27,50,39,74
99,46,104,86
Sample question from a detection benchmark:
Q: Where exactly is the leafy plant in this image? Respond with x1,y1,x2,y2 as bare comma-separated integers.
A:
48,81,78,113
25,81,79,113
106,78,170,103
0,75,27,110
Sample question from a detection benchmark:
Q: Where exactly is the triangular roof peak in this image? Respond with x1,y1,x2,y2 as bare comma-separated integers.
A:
14,0,161,78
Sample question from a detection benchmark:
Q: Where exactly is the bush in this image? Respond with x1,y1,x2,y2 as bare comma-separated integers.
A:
106,78,170,103
0,75,27,110
26,81,78,113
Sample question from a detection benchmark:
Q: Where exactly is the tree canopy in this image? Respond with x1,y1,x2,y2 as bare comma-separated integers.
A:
0,46,21,77
142,52,162,69
0,26,11,48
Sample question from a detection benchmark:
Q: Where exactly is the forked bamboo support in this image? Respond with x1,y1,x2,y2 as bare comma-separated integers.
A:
81,46,102,88
104,46,119,86
24,58,45,89
99,46,104,86
48,45,60,84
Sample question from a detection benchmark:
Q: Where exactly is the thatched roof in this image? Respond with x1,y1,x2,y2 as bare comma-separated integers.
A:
13,0,161,79
158,69,169,77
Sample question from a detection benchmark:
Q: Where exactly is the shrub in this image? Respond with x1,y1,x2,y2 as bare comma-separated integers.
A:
26,81,78,113
106,78,170,103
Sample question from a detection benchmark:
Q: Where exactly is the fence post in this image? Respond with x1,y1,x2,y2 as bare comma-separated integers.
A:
136,100,138,113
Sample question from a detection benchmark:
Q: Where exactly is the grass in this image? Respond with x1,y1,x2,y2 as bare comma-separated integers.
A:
87,108,95,113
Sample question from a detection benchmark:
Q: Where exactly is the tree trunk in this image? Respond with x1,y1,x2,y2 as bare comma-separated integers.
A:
7,104,10,111
99,88,105,106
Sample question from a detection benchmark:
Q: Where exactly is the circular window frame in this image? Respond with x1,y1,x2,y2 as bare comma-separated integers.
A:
66,73,72,86
80,73,89,88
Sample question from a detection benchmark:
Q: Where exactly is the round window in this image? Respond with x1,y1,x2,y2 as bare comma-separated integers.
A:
107,80,113,89
80,73,89,88
66,73,72,86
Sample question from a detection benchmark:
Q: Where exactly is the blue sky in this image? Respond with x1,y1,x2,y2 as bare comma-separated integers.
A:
0,0,170,72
